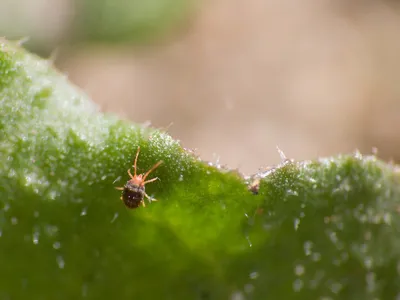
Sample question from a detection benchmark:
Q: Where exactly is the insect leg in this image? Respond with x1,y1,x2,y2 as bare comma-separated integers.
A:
144,192,158,202
143,177,159,184
142,160,163,181
115,187,124,190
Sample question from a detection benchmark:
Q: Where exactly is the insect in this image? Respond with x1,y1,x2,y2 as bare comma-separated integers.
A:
115,146,163,209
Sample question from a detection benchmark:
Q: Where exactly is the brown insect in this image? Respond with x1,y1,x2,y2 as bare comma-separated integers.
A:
115,146,163,209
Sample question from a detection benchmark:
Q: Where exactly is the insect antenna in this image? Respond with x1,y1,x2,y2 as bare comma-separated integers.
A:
133,146,141,177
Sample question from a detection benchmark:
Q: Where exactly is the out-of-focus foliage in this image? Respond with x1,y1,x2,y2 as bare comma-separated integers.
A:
1,40,400,300
73,0,194,43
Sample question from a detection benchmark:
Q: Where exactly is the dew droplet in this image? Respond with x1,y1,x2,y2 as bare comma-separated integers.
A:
179,174,184,181
56,255,65,269
231,291,245,300
45,225,59,237
328,230,338,244
249,271,259,279
294,218,300,231
48,190,57,200
329,281,343,294
294,264,305,276
292,279,304,292
364,256,373,269
311,252,321,262
32,231,39,245
53,241,61,250
383,212,392,225
286,189,298,196
304,241,313,256
80,207,87,216
11,217,18,225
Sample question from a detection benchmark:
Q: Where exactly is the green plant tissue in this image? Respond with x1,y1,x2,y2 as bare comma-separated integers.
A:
1,40,400,300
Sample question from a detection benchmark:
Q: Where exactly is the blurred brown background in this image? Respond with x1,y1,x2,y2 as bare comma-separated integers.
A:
2,0,400,174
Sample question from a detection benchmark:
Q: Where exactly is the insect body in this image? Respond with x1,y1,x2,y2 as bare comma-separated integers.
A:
115,146,162,209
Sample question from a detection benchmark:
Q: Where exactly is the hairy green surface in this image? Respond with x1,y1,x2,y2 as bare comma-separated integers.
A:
1,40,400,300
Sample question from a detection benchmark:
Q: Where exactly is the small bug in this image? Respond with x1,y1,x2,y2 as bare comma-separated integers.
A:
115,146,163,209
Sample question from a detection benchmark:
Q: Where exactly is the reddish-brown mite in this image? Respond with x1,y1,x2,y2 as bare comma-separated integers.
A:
115,146,163,209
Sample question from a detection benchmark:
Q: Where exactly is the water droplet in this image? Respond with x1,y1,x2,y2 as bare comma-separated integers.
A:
364,256,373,269
304,241,313,256
249,271,259,279
329,282,343,294
383,213,392,225
231,291,245,300
311,252,321,262
32,231,39,245
101,175,106,181
286,189,298,196
3,203,10,212
56,255,65,269
294,264,305,276
8,169,16,179
294,218,300,231
178,174,184,181
45,225,59,237
48,190,57,200
11,217,18,225
292,279,304,292
328,231,339,244
53,241,61,250
81,207,88,216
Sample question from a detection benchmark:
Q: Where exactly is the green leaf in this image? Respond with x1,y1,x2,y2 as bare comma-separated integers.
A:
1,40,400,300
